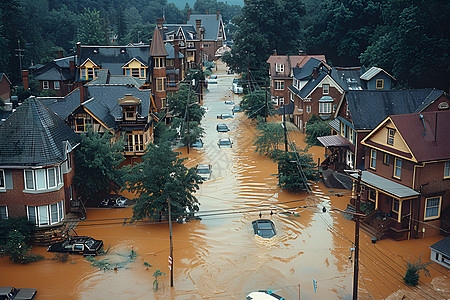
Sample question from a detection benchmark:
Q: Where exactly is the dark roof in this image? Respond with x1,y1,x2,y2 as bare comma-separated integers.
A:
317,135,352,148
0,97,79,167
276,101,294,115
149,28,167,57
430,236,450,256
162,24,197,41
389,110,450,162
78,45,150,76
345,89,444,130
330,67,364,90
165,43,184,59
34,62,73,81
39,90,81,120
360,67,395,81
298,72,327,98
0,110,13,125
292,58,322,80
187,14,222,40
53,55,76,68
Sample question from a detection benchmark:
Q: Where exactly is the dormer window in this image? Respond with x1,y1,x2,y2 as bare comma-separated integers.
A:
124,106,136,120
122,58,147,79
275,63,284,73
387,128,395,145
376,79,384,89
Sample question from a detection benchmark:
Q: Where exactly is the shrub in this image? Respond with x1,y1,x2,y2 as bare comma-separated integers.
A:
403,255,431,286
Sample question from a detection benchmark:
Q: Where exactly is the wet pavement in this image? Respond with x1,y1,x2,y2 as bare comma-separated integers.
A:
1,62,449,299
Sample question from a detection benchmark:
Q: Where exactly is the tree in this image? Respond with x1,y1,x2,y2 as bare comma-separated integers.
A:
73,130,125,203
403,255,431,286
240,89,271,120
168,83,205,123
254,120,284,156
305,116,331,146
76,8,108,45
273,150,318,192
123,142,202,221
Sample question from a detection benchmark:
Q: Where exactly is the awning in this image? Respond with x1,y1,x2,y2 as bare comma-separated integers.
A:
328,118,340,132
349,171,420,200
317,135,353,149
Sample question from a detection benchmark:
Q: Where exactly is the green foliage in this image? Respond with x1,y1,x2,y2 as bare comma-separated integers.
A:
153,269,165,291
0,217,35,245
305,118,330,146
254,120,284,156
360,201,375,215
73,130,125,203
403,255,431,286
0,230,43,264
76,8,108,45
0,98,4,111
273,150,318,192
240,89,272,120
168,83,205,123
39,89,57,97
123,142,202,222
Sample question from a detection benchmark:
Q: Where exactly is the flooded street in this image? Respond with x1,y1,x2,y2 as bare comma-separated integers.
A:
1,62,449,299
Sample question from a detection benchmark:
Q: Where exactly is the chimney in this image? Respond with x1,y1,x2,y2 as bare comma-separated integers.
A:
187,9,191,21
56,50,63,58
313,67,318,79
69,60,75,74
157,18,164,29
217,10,220,21
206,10,209,15
196,19,202,37
76,42,81,58
174,40,180,71
273,49,277,56
22,70,29,90
79,85,88,104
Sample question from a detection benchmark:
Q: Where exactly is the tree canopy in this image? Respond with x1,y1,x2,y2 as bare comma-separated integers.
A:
123,142,202,221
240,89,272,120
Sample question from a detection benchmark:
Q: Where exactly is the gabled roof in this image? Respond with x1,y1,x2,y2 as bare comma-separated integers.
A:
360,67,395,81
86,69,146,88
121,57,148,68
0,97,79,167
298,72,327,98
342,89,445,131
149,28,167,57
77,45,150,75
430,236,450,256
187,14,223,40
34,62,73,81
389,110,450,162
267,55,326,78
165,43,184,59
330,67,364,90
292,58,322,80
162,24,197,41
53,55,76,68
0,73,11,85
39,90,81,120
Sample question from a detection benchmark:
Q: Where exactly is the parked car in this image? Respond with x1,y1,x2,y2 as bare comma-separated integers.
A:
99,195,129,208
218,138,233,148
0,287,37,300
246,290,285,300
232,106,242,114
47,236,104,256
217,113,233,119
196,164,212,180
252,219,276,238
208,75,218,84
191,139,203,148
216,124,230,132
224,100,234,105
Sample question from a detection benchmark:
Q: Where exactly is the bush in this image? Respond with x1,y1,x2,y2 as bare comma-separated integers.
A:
403,255,431,286
305,118,331,146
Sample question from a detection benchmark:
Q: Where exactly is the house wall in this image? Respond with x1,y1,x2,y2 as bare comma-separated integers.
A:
422,95,450,112
366,73,392,90
0,79,11,101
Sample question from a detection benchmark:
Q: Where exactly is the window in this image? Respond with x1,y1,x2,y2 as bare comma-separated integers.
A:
140,68,145,78
75,118,85,132
368,188,376,202
124,107,136,120
166,59,174,67
275,63,284,73
323,84,330,95
370,149,376,169
319,102,332,114
81,69,86,80
394,158,402,178
125,134,144,152
162,98,167,108
272,97,278,105
87,68,94,79
275,81,284,90
156,78,165,92
0,169,4,189
125,69,131,76
444,161,450,178
306,105,311,114
27,200,64,226
131,68,140,77
54,81,60,90
154,57,165,68
279,97,284,105
387,128,395,145
383,153,390,165
0,206,7,220
24,167,63,192
392,199,399,213
376,79,384,89
424,196,441,220
43,81,49,89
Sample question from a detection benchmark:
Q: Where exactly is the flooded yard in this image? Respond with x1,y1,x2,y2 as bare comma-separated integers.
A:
1,62,448,299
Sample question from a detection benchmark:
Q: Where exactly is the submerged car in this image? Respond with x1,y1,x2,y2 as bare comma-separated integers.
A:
224,99,234,105
252,219,276,238
218,138,233,148
246,290,285,300
47,236,104,256
232,105,242,114
216,123,230,132
208,75,218,84
99,195,129,208
191,139,204,148
217,113,233,119
196,164,212,180
0,287,37,300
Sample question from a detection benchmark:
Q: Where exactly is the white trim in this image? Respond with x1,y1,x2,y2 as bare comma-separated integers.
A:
424,196,442,221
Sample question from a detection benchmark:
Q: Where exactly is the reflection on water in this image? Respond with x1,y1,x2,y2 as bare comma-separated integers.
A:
1,62,449,300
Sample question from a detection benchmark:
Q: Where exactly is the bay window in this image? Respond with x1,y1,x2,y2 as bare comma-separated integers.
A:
24,166,63,192
28,200,64,226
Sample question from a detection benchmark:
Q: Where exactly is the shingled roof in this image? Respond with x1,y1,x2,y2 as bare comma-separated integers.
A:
344,88,445,130
0,97,79,167
149,28,167,57
187,14,223,40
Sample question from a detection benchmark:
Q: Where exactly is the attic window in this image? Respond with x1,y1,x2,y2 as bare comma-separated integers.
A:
387,128,395,145
275,63,284,73
376,79,384,89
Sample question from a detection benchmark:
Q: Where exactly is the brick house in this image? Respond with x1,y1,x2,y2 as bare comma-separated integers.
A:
0,73,11,102
351,110,450,240
319,89,450,172
0,96,80,243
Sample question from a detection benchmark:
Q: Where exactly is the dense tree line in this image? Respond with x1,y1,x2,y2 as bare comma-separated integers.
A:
0,0,241,84
224,0,449,91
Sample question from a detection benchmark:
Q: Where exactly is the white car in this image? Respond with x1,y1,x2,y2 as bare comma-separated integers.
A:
246,290,285,300
208,75,218,84
196,164,212,180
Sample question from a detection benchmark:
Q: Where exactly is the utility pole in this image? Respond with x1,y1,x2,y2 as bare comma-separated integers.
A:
283,102,288,152
168,196,174,287
264,87,268,122
186,83,191,154
15,40,25,79
353,169,362,300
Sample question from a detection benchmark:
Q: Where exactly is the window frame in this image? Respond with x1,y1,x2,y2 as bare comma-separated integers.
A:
368,188,377,202
156,78,165,92
387,128,395,145
275,63,284,73
274,80,284,90
376,79,384,89
392,199,399,213
306,105,311,114
27,200,65,227
323,84,330,95
370,149,376,170
0,206,7,220
319,102,332,114
75,117,85,132
424,196,442,220
54,81,60,90
0,169,5,189
444,161,450,179
383,153,390,165
393,157,402,179
43,81,49,89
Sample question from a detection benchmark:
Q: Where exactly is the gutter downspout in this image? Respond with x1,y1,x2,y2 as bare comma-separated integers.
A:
415,182,429,239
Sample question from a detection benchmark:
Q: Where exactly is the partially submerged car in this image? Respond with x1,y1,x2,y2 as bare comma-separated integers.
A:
196,164,212,180
208,75,218,84
217,113,233,119
99,195,129,208
218,138,233,148
0,287,37,300
246,290,285,300
191,139,204,148
47,236,104,256
252,219,276,238
232,105,242,114
224,99,234,105
216,123,230,132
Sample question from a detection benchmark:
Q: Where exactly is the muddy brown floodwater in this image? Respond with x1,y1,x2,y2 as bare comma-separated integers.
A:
1,62,449,300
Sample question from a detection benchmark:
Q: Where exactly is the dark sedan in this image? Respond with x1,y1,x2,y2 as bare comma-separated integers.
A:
252,219,276,238
216,124,230,132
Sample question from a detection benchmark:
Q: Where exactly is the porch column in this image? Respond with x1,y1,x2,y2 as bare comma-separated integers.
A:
397,200,402,223
375,190,378,210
